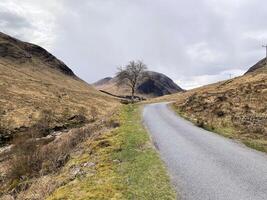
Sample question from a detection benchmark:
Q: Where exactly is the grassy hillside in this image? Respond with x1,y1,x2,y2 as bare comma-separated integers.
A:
0,32,175,200
151,64,267,152
0,32,120,199
0,61,118,142
0,32,119,145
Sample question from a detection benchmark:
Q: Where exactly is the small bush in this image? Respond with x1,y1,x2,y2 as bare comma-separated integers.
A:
216,110,225,117
217,95,227,102
4,108,113,195
36,109,54,137
0,124,11,146
9,138,42,180
253,126,265,135
196,119,204,128
106,119,120,128
90,106,99,122
243,104,250,112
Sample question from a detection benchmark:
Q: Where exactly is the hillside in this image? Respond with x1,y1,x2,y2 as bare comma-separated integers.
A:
154,59,267,152
93,71,184,98
0,32,119,144
0,32,122,198
0,32,176,200
245,58,267,74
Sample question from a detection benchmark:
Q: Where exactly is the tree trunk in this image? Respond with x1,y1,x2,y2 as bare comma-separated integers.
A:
131,88,135,103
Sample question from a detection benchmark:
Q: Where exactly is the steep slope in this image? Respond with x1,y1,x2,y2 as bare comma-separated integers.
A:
93,71,184,98
245,58,267,74
154,59,267,152
0,32,118,145
0,32,122,199
0,32,75,76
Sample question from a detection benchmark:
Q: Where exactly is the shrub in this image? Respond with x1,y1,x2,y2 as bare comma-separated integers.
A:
253,126,265,135
90,106,99,122
105,119,120,128
217,95,227,102
8,124,92,183
4,108,113,195
216,110,225,117
243,104,250,112
9,138,42,180
0,124,10,146
196,119,204,128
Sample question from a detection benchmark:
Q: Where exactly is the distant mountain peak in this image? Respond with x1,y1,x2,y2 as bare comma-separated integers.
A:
93,77,113,86
93,71,184,97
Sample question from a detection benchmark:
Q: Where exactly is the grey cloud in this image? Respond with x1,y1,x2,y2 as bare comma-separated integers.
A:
0,11,32,29
1,0,267,88
0,7,35,42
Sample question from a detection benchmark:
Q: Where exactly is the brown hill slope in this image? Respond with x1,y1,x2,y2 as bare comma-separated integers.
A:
245,58,267,74
0,32,118,145
93,71,184,98
153,60,267,152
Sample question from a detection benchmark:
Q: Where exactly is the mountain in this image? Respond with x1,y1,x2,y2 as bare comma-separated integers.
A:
93,77,112,86
0,32,75,76
93,71,184,98
245,58,267,74
0,32,118,145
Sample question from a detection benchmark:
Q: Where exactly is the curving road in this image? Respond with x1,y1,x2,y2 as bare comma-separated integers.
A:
143,103,267,200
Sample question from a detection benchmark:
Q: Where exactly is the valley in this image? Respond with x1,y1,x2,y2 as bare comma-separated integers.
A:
0,32,177,200
0,31,266,200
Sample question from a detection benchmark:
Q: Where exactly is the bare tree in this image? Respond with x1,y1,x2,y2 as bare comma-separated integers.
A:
116,60,147,102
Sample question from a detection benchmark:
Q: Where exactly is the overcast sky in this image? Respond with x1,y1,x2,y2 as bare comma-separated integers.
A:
0,0,266,89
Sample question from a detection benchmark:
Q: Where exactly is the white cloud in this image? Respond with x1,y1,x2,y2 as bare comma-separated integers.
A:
243,30,267,42
0,0,265,88
186,42,224,63
0,0,60,49
176,69,246,90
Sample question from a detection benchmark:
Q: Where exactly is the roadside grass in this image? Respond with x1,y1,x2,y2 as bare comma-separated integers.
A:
47,105,176,200
170,104,267,153
242,140,267,152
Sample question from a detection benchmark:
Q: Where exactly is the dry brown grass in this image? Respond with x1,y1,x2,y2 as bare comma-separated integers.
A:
0,59,119,144
149,71,267,152
0,32,122,199
0,107,121,198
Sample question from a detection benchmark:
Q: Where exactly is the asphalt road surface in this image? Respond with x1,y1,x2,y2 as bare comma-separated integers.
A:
143,103,267,200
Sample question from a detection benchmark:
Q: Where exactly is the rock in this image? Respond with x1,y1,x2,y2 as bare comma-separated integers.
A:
71,167,85,178
83,162,95,167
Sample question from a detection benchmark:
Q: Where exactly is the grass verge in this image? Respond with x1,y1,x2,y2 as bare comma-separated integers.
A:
47,105,176,200
170,104,267,153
